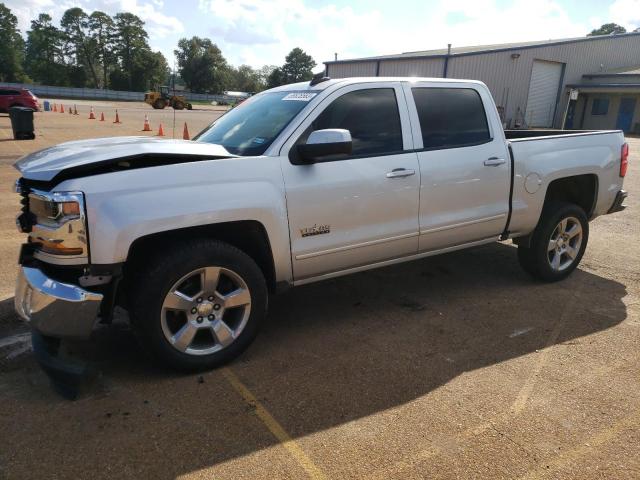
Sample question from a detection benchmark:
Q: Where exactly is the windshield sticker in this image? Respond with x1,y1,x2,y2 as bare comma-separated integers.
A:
282,92,317,101
252,137,266,144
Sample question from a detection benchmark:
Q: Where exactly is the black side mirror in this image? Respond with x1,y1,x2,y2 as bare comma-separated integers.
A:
294,129,352,164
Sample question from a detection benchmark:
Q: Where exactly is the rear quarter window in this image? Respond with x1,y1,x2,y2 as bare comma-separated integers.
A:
411,88,491,150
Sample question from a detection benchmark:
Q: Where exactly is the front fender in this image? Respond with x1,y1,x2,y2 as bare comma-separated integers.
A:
56,156,292,283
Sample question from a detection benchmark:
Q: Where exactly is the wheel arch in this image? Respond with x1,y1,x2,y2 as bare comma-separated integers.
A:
543,173,598,218
125,220,278,293
514,173,597,248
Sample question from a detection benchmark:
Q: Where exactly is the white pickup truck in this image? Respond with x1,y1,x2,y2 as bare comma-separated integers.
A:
14,76,629,372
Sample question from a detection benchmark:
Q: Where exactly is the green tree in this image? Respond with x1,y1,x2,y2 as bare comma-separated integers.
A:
227,64,263,92
113,12,149,90
267,48,316,87
588,23,627,36
281,48,316,83
257,65,276,90
267,67,286,88
175,36,228,93
0,3,26,82
61,7,100,87
135,49,169,91
25,13,67,85
89,11,116,89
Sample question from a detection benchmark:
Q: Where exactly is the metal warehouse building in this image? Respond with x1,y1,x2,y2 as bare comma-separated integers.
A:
324,33,640,132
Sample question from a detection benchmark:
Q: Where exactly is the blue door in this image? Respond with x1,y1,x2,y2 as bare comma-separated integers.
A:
616,97,636,132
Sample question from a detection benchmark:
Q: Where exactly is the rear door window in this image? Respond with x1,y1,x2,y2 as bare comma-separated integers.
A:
309,88,404,156
411,88,490,149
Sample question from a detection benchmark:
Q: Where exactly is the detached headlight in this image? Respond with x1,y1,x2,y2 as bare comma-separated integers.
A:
26,190,88,259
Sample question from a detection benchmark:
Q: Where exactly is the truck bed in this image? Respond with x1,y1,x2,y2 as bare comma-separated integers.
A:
505,128,625,237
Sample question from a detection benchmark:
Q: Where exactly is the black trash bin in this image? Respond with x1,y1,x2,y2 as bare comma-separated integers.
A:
9,107,35,140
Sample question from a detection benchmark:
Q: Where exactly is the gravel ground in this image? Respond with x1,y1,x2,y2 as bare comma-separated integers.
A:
0,103,638,479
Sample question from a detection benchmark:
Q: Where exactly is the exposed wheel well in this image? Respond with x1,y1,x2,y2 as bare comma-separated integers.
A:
514,174,598,248
125,221,277,293
544,174,598,218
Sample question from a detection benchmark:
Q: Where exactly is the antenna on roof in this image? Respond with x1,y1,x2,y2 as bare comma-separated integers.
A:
310,71,330,86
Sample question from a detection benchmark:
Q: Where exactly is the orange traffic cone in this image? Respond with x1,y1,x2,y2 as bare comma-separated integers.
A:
53,103,57,112
113,110,121,124
100,112,105,121
89,107,96,119
182,122,190,140
60,104,65,113
73,104,78,115
157,123,165,136
142,114,151,131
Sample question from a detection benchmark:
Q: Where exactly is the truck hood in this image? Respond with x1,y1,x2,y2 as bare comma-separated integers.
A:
14,136,235,183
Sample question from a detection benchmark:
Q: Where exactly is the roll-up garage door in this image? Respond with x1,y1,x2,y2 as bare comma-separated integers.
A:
525,60,564,127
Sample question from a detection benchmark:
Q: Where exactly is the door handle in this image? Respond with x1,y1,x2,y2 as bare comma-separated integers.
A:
386,168,416,178
484,157,506,166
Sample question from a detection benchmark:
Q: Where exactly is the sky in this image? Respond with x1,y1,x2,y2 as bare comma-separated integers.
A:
6,0,640,70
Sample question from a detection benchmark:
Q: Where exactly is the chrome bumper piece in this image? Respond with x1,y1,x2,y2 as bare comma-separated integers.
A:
15,266,103,339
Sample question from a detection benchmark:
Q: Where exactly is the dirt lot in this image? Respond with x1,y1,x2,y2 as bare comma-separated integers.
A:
0,102,638,479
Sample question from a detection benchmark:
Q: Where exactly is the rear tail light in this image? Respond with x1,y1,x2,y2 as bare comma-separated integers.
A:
620,143,629,177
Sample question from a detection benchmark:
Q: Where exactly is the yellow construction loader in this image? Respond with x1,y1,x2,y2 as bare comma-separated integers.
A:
144,86,192,110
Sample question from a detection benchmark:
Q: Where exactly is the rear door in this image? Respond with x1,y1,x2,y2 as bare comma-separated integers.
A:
616,97,636,132
279,82,421,282
403,82,511,252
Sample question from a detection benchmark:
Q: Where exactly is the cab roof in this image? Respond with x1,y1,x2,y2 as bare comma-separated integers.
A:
267,76,484,93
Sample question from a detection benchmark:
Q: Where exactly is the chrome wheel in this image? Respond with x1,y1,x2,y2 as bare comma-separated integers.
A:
160,266,251,356
547,216,583,272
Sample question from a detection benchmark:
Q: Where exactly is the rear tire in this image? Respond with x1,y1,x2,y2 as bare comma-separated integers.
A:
153,99,165,109
129,239,267,371
517,202,589,282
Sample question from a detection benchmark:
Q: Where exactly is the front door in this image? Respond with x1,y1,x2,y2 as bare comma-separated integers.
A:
403,82,511,252
616,97,637,132
280,83,420,282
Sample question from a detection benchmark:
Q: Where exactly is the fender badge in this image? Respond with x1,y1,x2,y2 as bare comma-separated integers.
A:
301,224,330,237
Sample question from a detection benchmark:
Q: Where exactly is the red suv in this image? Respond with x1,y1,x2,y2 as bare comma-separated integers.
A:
0,87,40,112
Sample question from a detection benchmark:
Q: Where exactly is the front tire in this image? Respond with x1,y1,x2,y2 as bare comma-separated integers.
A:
129,239,267,371
517,202,589,282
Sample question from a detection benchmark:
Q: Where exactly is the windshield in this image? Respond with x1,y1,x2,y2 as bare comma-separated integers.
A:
195,91,313,156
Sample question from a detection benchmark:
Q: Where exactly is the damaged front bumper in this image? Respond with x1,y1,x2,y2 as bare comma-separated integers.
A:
15,265,103,339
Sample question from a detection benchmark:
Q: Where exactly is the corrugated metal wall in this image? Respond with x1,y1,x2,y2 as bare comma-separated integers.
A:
581,95,622,130
582,75,640,85
326,61,378,77
326,34,640,128
378,58,444,77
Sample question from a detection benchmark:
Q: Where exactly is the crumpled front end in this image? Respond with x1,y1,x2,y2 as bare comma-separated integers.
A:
15,265,103,339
